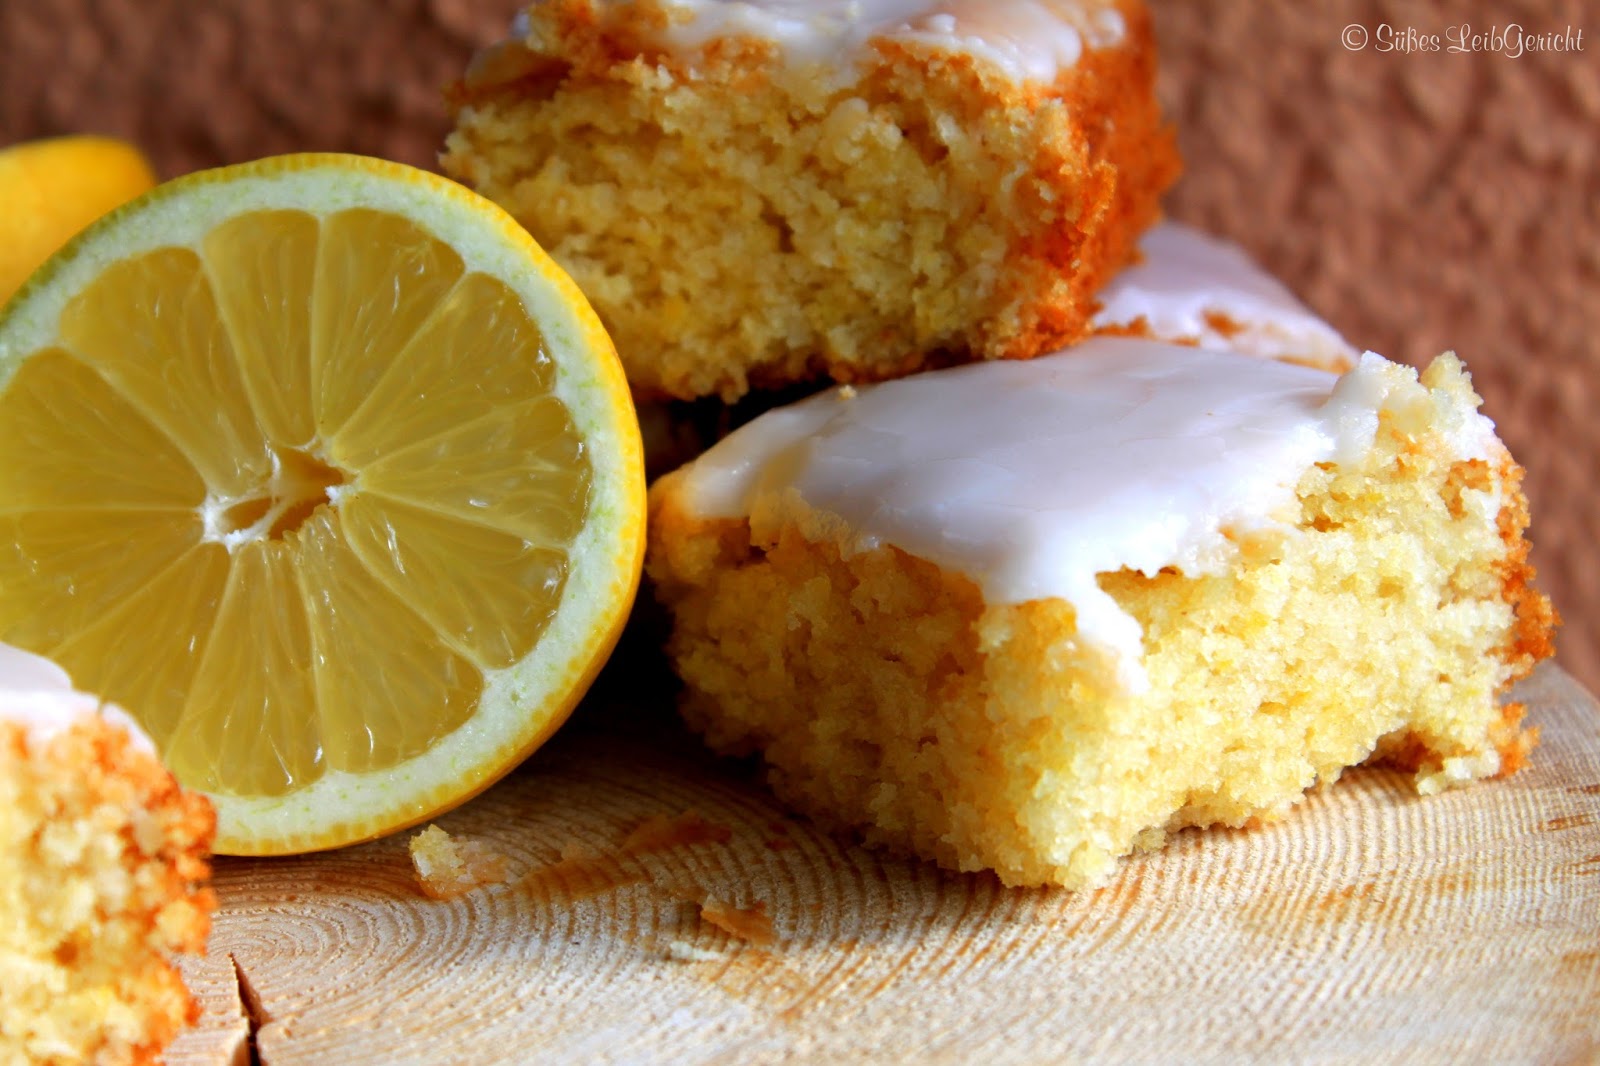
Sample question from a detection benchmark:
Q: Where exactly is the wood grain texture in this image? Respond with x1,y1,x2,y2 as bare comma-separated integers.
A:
166,664,1600,1065
166,954,251,1066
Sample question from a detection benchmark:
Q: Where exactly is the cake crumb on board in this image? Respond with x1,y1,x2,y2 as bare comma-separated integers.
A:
409,824,510,899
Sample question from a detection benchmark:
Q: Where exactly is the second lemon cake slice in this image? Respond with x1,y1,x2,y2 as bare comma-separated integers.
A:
647,339,1555,888
445,0,1179,400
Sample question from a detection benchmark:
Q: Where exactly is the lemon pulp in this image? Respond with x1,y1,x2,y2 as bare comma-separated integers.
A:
0,205,593,801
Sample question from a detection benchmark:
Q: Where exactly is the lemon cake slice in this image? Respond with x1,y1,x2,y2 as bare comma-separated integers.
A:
647,339,1555,888
1092,222,1357,371
443,0,1180,401
0,644,215,1065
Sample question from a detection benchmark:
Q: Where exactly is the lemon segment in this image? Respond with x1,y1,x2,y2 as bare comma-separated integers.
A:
340,493,569,670
0,349,205,509
312,208,467,436
0,509,202,652
358,395,589,543
0,154,645,853
203,210,321,447
50,545,232,746
328,270,556,464
165,539,318,799
292,508,483,776
59,247,272,497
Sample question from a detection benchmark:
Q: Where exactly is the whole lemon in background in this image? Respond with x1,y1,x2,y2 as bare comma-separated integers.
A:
0,153,646,854
0,135,158,304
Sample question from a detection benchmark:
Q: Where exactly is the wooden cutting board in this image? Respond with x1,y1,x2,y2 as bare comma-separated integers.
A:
167,663,1600,1065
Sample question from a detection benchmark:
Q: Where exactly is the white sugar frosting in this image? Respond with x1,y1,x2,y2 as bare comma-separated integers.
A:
0,643,155,754
676,339,1500,689
1093,223,1358,370
519,0,1125,83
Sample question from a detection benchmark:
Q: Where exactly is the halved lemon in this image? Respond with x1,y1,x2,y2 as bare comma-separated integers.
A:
0,154,645,854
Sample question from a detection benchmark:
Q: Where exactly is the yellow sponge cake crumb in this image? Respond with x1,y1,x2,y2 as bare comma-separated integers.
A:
0,647,214,1065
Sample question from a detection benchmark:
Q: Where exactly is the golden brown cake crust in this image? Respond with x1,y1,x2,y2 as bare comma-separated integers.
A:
981,0,1179,362
1485,454,1557,776
1370,451,1555,782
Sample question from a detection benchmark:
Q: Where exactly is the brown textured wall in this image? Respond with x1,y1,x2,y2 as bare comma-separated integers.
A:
2,0,1594,687
0,0,511,176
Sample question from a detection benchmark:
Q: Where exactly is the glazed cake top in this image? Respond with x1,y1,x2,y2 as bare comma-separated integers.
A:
1092,223,1358,370
0,642,155,753
517,0,1127,82
676,338,1502,688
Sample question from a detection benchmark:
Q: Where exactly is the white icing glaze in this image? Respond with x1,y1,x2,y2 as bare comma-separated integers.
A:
0,643,156,754
1092,223,1359,370
676,339,1500,689
525,0,1126,83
